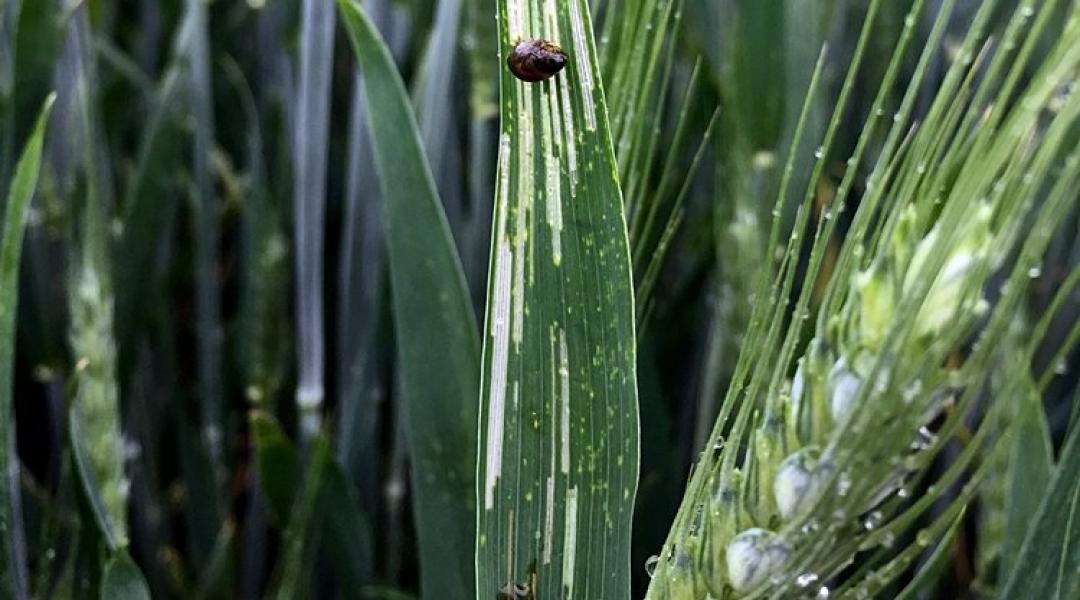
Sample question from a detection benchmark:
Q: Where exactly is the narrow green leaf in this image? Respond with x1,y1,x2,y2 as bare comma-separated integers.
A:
320,454,376,592
894,512,965,600
338,2,481,598
1,0,64,198
251,412,374,592
475,0,639,597
176,410,222,572
251,412,302,526
180,0,225,481
1003,383,1054,564
999,416,1080,600
193,524,235,600
100,551,150,600
271,438,329,600
413,0,465,229
0,93,54,600
114,66,185,371
292,0,336,439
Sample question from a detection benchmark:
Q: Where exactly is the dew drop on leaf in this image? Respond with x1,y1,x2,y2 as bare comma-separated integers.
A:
645,555,659,578
836,471,852,496
796,573,819,588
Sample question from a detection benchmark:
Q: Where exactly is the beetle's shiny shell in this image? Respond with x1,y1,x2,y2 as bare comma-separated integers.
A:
507,39,567,82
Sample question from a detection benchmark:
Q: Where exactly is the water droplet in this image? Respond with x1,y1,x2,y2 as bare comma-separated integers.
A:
916,163,926,175
796,573,820,588
880,531,896,548
904,14,916,27
817,586,831,598
916,529,933,546
645,555,659,578
122,437,142,461
862,510,883,531
1021,5,1035,18
892,112,902,123
1053,359,1068,375
837,471,852,496
814,147,825,159
45,548,56,561
911,426,937,451
1028,266,1042,278
800,519,821,535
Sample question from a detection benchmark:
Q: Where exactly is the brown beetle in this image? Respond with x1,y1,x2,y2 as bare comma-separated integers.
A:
507,39,568,82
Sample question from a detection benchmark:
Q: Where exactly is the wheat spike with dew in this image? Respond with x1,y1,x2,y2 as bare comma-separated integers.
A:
646,1,1080,598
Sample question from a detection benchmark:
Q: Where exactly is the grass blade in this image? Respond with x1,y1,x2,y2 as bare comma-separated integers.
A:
1004,378,1055,564
251,413,302,527
270,438,328,600
293,0,337,440
181,0,225,477
338,2,481,596
999,400,1080,600
252,412,375,594
413,0,466,239
114,65,185,374
100,551,151,600
336,68,383,512
474,0,639,596
0,93,54,600
462,0,499,307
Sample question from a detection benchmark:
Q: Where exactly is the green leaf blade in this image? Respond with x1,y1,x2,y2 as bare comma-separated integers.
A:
475,0,640,597
337,3,482,597
1003,384,1055,564
99,551,150,600
1000,414,1080,600
251,412,375,593
0,93,54,600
